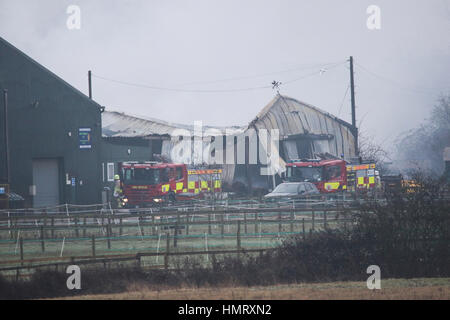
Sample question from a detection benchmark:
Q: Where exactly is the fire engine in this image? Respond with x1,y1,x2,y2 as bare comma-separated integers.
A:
285,159,378,193
118,162,222,208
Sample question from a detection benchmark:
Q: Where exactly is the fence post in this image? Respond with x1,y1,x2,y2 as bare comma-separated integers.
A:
91,235,96,257
208,213,212,235
151,215,155,235
83,217,87,238
186,213,189,235
237,220,241,251
19,237,24,265
138,216,144,237
244,212,247,234
312,210,315,231
278,212,282,233
204,232,209,262
211,253,216,267
174,219,178,248
302,218,306,240
136,253,141,269
75,217,79,238
290,211,294,233
220,214,224,238
324,209,327,229
254,212,258,234
15,217,19,239
164,232,170,270
43,209,47,239
51,217,55,239
108,217,112,236
7,212,12,240
120,217,123,236
40,226,45,252
106,223,111,250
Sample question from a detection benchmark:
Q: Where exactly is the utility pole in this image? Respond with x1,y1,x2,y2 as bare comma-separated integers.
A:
3,89,10,184
349,56,358,155
88,70,92,99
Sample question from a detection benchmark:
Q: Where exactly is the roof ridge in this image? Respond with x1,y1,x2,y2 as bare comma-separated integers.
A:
0,36,101,109
103,109,246,131
257,94,354,130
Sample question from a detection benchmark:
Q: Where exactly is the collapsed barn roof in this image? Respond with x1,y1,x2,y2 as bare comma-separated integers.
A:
248,94,356,161
101,94,357,185
102,110,244,138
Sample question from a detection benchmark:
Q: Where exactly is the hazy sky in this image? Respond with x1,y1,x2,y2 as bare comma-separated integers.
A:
1,0,449,152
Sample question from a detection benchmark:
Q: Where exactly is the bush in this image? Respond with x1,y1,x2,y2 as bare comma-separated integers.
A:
1,175,448,299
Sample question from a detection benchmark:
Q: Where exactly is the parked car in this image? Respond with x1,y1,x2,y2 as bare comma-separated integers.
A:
264,182,320,199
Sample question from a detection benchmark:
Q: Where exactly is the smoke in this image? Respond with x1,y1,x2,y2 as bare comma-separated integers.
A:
0,0,449,146
395,93,450,176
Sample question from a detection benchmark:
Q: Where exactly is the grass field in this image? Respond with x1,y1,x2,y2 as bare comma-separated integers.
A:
50,277,450,300
0,210,336,266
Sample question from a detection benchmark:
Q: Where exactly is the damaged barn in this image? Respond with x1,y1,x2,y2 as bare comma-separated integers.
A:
101,94,357,195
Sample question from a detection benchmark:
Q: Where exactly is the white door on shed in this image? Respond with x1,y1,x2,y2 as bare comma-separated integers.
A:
32,158,60,208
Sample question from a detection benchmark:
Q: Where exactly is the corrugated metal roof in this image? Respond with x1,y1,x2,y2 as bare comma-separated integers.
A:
247,94,356,160
102,110,244,138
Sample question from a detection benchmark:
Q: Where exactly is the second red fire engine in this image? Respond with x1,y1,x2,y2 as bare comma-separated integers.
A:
285,158,378,193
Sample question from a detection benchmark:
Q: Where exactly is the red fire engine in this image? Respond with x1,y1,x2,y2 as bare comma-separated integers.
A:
285,159,377,193
118,162,222,207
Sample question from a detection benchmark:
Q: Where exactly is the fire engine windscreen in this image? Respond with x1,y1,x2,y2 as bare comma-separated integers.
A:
287,166,322,182
122,168,161,185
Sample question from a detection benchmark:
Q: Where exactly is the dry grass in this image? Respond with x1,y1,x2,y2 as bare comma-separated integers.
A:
51,277,450,300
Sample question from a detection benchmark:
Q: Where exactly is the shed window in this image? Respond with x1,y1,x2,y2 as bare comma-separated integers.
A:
107,163,115,181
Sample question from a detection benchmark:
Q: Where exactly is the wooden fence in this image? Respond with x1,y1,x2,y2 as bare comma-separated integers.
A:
0,247,272,280
0,205,356,276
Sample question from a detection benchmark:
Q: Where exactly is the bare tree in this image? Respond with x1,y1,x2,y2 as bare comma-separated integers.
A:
396,93,450,176
358,131,390,174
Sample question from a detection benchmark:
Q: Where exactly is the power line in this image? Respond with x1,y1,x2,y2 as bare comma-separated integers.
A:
283,61,346,85
92,73,272,93
92,61,346,94
355,62,444,96
176,60,345,86
337,84,350,117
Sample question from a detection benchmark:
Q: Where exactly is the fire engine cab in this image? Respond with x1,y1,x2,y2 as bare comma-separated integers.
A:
118,162,221,207
285,159,347,193
285,159,378,193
